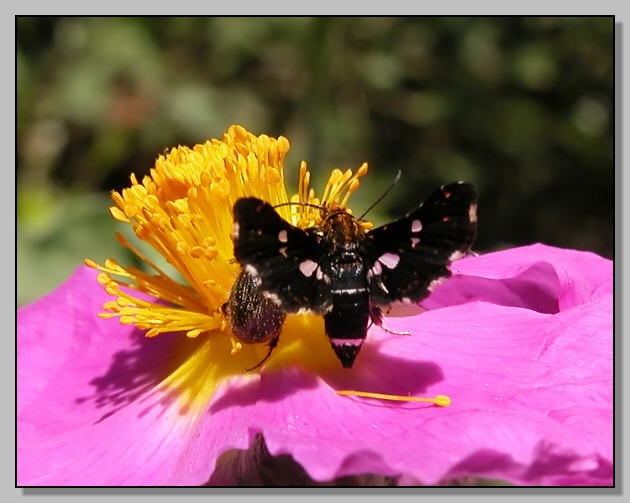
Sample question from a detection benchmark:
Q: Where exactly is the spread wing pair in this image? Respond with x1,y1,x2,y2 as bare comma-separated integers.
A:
231,182,477,313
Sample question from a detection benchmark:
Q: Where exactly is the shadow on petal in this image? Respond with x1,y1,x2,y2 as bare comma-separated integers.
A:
444,448,518,482
443,443,613,486
75,327,205,423
521,442,614,485
322,342,445,400
423,262,560,314
208,367,321,413
208,345,445,414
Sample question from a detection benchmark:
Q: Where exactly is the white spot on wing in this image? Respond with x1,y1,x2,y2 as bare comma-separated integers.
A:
411,219,422,233
378,252,400,269
449,250,465,262
370,261,383,276
262,291,283,306
278,230,288,243
299,259,319,277
374,280,389,295
279,246,288,257
428,276,446,292
244,264,259,278
469,203,478,223
411,237,420,248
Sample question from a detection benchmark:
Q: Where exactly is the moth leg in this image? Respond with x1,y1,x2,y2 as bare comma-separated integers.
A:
369,305,411,336
246,336,280,371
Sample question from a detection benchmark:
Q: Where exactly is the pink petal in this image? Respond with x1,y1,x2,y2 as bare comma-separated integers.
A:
18,266,226,485
218,293,611,485
18,244,612,486
457,243,611,307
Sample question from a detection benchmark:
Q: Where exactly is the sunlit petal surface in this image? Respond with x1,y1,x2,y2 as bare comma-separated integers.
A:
18,244,612,486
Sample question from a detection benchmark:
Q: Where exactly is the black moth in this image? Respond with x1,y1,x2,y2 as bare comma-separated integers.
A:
230,182,477,368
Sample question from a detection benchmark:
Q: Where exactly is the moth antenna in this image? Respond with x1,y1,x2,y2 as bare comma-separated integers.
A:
272,201,324,211
358,170,402,221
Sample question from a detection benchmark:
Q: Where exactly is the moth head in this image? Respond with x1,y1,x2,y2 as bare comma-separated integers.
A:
320,202,372,232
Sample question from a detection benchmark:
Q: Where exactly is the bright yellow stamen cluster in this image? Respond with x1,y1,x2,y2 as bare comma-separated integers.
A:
86,125,367,361
87,126,294,340
289,161,372,230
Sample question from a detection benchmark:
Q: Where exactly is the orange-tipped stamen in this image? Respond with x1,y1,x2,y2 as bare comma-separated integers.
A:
336,390,451,407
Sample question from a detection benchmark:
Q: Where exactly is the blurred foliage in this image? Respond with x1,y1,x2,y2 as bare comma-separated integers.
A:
17,16,614,305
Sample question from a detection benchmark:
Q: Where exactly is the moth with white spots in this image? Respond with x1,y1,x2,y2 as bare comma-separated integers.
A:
231,181,478,368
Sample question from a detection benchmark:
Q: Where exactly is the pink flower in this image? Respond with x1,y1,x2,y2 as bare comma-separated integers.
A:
17,243,612,486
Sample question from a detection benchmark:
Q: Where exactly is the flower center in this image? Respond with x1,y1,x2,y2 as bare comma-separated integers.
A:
87,125,375,409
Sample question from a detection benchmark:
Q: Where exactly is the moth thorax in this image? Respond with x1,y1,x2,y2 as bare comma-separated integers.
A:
321,212,366,252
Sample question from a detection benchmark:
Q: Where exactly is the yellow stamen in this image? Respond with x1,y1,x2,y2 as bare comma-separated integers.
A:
336,390,452,407
229,338,243,355
87,125,378,411
290,161,369,229
89,125,452,415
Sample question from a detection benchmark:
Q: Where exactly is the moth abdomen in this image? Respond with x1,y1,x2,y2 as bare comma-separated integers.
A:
324,254,371,368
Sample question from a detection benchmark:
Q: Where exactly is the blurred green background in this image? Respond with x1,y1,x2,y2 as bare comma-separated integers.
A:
17,16,614,306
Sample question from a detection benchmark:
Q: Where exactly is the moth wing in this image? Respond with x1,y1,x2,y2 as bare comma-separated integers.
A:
232,197,332,313
365,182,477,307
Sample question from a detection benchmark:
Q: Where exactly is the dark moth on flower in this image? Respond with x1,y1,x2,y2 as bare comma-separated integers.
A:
231,181,478,368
